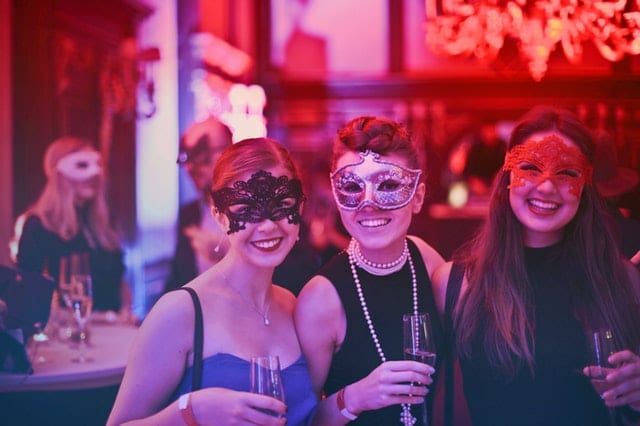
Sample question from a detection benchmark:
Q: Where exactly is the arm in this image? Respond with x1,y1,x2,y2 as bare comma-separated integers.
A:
107,291,195,425
295,276,434,426
431,261,454,320
295,275,342,399
15,215,47,273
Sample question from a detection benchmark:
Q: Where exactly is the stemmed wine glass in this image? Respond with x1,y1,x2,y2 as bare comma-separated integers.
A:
250,355,286,418
69,259,93,363
586,329,617,425
403,312,437,426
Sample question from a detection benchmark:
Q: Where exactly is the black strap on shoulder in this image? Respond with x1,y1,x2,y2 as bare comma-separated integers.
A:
177,286,204,391
444,262,464,426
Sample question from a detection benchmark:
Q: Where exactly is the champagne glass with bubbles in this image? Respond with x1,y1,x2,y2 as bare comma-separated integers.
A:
250,355,286,418
404,312,437,426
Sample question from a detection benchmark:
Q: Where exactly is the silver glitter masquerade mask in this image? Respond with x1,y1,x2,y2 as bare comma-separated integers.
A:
330,150,421,211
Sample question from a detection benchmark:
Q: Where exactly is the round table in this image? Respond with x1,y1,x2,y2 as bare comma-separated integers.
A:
0,322,138,392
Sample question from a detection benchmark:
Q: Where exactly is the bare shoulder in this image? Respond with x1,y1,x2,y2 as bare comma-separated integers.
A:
407,235,446,274
431,261,454,316
296,274,341,316
139,288,196,345
273,284,297,311
623,259,640,292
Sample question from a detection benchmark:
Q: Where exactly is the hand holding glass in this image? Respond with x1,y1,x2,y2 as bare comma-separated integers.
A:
586,329,618,425
250,355,286,418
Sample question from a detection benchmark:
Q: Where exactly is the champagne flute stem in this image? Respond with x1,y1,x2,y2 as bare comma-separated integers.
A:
421,401,429,426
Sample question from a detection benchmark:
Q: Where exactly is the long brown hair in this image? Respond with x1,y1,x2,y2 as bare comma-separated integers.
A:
24,136,120,250
455,106,640,378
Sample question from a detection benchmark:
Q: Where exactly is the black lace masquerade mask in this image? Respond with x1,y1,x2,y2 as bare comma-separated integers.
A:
210,170,305,234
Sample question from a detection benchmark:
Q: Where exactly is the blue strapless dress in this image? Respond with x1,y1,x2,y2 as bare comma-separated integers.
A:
171,353,317,426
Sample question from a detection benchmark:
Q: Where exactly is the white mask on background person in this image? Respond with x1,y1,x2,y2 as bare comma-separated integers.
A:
56,150,103,181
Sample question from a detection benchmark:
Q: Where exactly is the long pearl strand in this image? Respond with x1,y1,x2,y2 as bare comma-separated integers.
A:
347,239,419,426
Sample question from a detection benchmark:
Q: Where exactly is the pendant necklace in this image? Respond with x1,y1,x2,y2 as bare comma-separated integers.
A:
223,274,272,326
347,238,419,426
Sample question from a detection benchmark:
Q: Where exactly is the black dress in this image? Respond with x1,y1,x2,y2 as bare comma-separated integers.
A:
319,239,443,426
459,243,610,426
17,215,125,312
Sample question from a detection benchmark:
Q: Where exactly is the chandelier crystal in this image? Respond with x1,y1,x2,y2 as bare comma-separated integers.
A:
424,0,640,81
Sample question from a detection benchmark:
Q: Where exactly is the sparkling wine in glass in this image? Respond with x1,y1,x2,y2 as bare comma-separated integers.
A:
586,329,617,425
70,273,93,363
403,312,437,366
403,312,437,426
250,355,286,418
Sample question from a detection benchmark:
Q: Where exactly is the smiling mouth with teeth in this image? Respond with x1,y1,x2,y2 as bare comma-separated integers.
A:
251,238,283,249
528,199,559,210
358,218,391,227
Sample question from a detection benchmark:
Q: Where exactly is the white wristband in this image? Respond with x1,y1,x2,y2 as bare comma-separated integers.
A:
337,387,358,421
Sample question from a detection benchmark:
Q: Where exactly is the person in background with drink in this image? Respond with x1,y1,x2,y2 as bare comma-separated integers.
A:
107,138,317,426
295,116,445,425
432,105,640,426
11,136,134,320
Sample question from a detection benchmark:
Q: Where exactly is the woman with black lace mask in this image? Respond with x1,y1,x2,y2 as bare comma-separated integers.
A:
108,138,317,426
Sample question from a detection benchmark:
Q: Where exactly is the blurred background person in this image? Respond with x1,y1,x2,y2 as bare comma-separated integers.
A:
11,136,133,319
448,118,507,200
303,156,350,266
164,116,233,293
588,109,640,259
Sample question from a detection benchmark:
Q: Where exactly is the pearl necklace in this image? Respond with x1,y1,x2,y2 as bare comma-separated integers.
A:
351,239,409,275
347,240,419,426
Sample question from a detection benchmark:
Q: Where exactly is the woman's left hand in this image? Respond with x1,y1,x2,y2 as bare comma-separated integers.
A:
595,350,640,411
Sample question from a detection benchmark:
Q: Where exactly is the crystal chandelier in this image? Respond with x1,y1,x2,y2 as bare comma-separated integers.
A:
424,0,640,81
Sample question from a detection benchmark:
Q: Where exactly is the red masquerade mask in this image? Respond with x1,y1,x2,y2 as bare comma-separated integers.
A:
503,134,593,197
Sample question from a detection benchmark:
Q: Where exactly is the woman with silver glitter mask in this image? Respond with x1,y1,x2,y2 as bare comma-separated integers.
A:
295,116,445,426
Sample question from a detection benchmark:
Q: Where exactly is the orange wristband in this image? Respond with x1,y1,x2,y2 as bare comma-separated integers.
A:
178,393,199,426
337,387,358,421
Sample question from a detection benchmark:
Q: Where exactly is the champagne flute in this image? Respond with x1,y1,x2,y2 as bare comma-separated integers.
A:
403,312,437,426
586,329,617,425
250,355,286,418
70,272,93,363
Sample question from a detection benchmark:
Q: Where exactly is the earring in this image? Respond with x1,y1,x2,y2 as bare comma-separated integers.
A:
213,239,222,253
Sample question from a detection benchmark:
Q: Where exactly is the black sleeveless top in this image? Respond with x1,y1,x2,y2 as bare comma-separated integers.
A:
319,239,442,426
459,244,610,426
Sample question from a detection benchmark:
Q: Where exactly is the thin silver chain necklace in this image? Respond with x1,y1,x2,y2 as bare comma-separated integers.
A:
347,239,419,426
223,274,272,326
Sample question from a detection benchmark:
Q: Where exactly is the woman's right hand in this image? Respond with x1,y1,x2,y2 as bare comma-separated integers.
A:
192,388,286,426
342,360,434,415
